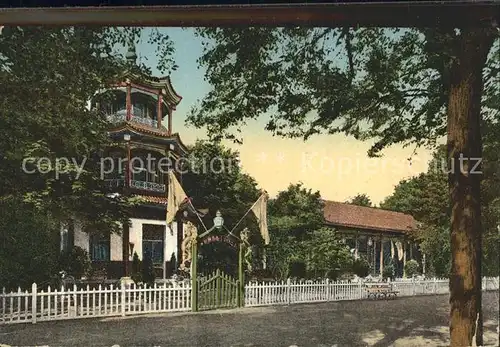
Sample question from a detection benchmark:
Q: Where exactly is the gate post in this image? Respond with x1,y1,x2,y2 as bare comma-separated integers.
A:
31,283,37,324
238,241,245,307
191,238,198,312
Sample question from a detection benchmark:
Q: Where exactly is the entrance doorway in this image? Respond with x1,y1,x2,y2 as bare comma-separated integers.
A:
142,224,165,278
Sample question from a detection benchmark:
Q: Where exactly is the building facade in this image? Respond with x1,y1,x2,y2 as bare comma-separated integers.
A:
60,47,190,280
323,201,422,278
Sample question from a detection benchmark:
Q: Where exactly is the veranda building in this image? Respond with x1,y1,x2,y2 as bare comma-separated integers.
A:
323,200,422,278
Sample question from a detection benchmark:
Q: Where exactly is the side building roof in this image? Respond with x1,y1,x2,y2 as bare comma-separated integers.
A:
323,200,417,235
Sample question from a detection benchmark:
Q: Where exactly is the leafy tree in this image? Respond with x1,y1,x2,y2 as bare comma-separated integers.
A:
189,26,498,344
0,197,60,291
302,228,353,279
181,140,261,228
58,246,92,280
265,183,324,279
269,183,324,239
0,27,177,280
404,259,421,278
347,194,373,207
382,118,500,278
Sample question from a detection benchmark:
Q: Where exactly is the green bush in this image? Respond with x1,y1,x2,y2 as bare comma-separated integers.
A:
382,263,395,280
141,254,155,286
351,257,370,278
288,260,306,279
131,252,142,284
404,259,420,277
58,246,91,279
249,268,274,281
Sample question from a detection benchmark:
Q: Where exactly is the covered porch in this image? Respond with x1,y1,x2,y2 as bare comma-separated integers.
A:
323,200,422,278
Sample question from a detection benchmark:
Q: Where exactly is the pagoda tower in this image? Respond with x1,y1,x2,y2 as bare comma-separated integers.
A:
69,45,189,280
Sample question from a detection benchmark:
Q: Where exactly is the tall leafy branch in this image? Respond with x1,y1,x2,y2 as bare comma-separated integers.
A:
189,26,499,346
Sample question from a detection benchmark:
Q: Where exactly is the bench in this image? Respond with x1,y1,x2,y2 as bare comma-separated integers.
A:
365,283,399,300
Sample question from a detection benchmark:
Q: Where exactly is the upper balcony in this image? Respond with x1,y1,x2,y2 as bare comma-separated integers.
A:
107,108,157,128
102,148,170,195
104,178,166,193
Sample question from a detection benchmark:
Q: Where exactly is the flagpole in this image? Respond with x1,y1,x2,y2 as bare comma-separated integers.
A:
229,193,263,235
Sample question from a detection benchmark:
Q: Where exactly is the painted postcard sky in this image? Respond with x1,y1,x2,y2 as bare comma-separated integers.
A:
135,28,437,205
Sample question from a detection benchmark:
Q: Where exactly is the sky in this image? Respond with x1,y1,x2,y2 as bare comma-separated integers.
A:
134,28,436,205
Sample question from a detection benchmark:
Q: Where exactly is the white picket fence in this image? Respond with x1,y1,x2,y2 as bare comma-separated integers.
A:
1,277,498,324
1,282,191,325
244,276,499,307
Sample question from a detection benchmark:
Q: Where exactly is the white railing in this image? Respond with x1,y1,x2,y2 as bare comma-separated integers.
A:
244,276,499,307
1,282,191,325
130,180,166,193
106,112,157,128
1,277,498,324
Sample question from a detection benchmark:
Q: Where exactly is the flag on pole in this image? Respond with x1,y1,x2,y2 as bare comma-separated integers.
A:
250,191,270,245
166,171,188,225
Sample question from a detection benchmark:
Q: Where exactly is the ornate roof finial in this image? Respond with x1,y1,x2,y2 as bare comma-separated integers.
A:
125,39,137,66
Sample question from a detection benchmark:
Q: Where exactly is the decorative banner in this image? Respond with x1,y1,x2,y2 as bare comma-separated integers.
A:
166,171,188,225
396,241,403,261
391,240,395,259
200,234,238,248
250,191,270,245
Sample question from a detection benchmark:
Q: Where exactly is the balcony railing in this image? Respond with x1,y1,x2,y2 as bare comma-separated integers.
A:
106,112,157,128
130,180,166,193
103,178,166,193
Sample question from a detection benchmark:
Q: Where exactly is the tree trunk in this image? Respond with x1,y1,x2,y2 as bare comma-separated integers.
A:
447,28,495,347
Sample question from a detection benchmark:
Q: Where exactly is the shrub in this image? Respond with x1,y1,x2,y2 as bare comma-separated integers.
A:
351,257,370,278
58,246,91,279
288,260,306,279
131,252,142,284
404,259,420,277
141,254,155,286
249,268,274,281
382,263,395,280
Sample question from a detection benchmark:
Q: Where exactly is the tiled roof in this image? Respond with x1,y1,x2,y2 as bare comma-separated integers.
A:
126,121,170,137
108,122,188,154
323,200,416,234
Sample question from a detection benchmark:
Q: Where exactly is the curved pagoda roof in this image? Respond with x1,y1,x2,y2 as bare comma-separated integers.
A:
114,69,183,108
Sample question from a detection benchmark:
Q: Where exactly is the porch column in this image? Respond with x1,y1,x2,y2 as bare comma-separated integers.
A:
422,253,426,275
372,238,376,275
379,237,384,276
168,107,173,135
162,225,167,280
126,79,132,121
354,236,359,260
157,94,163,129
403,241,407,277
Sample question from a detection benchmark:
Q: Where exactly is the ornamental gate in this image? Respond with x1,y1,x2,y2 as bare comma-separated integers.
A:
196,269,240,311
190,225,247,312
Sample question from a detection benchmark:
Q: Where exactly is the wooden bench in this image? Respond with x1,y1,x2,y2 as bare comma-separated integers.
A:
365,283,399,300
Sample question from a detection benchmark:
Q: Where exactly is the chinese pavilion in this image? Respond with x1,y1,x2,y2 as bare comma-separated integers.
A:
62,45,189,280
